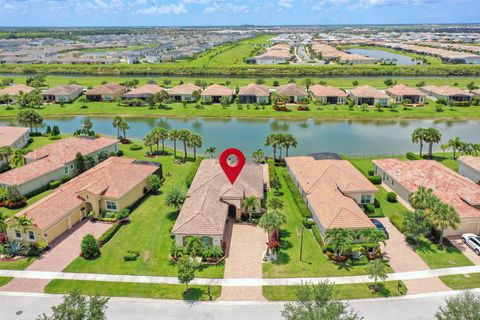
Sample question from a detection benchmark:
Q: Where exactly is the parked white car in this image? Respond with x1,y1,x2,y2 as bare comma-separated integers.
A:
462,233,480,255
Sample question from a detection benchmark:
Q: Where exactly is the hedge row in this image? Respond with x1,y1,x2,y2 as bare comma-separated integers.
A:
406,152,422,160
312,225,325,247
185,157,202,188
282,171,312,219
98,223,122,246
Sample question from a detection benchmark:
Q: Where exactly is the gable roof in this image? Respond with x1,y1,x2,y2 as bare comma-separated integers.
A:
459,156,480,174
172,159,264,236
200,84,234,97
85,84,125,96
123,84,164,98
167,83,201,95
310,85,348,98
373,159,480,219
275,83,306,97
421,85,473,97
41,84,83,96
385,84,426,97
285,157,377,230
238,84,270,97
0,84,35,96
0,126,29,147
14,157,158,230
350,85,389,99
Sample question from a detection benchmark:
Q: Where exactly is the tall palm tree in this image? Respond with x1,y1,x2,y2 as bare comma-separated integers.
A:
265,133,280,160
252,149,265,163
11,149,27,167
283,134,298,158
358,228,387,255
428,202,460,244
143,134,155,154
243,196,258,222
424,127,442,159
118,120,130,140
258,210,287,255
205,146,217,159
411,128,426,157
440,143,449,158
169,129,180,158
178,129,191,161
0,146,14,165
187,133,202,160
157,128,169,155
112,116,123,139
409,186,438,211
325,228,353,258
447,137,463,159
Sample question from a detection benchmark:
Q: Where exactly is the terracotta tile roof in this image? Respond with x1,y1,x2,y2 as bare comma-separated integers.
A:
472,89,480,96
14,157,158,230
0,137,118,186
85,84,125,96
41,84,83,96
0,126,29,147
350,85,390,99
172,159,264,236
238,84,270,97
200,84,234,97
458,156,480,174
286,157,376,230
168,83,201,95
385,84,426,97
275,83,307,97
310,85,347,98
123,84,164,98
421,85,473,97
373,159,480,219
0,84,35,96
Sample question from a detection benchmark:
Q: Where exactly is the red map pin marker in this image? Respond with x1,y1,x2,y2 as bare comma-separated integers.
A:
219,148,246,185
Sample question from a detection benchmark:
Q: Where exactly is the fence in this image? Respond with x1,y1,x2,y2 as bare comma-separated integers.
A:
341,153,407,160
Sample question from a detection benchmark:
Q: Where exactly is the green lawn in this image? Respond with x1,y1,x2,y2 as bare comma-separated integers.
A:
0,257,35,270
63,142,224,278
45,280,221,301
2,189,54,217
263,281,408,301
415,239,474,269
262,164,393,278
440,273,480,290
0,277,13,287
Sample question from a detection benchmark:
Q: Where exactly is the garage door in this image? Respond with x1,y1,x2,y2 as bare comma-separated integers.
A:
71,210,82,225
46,219,69,243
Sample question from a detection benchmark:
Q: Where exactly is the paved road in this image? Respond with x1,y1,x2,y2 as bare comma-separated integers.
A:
1,290,475,320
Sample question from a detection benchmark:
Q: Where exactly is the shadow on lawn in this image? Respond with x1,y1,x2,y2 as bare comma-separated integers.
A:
182,287,208,301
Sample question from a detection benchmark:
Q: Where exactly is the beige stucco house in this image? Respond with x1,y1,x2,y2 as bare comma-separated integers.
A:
171,159,268,248
6,157,159,244
85,84,126,102
0,126,30,167
167,83,202,102
41,84,83,103
458,156,480,184
349,85,391,106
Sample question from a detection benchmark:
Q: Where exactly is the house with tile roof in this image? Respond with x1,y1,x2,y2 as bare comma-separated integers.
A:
373,159,480,236
41,84,83,103
349,85,391,106
0,84,35,98
200,84,234,103
0,137,119,195
167,83,202,102
309,85,348,104
238,84,270,104
0,126,30,167
458,156,480,184
285,156,377,235
85,84,126,102
275,83,307,103
385,84,426,105
5,157,160,244
420,85,473,104
171,159,268,247
123,84,164,100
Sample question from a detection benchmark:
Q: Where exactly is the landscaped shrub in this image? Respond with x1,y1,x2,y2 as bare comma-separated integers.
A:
363,204,375,214
129,144,143,151
302,218,315,229
60,175,71,183
373,198,381,208
370,207,385,218
406,152,422,160
81,234,100,259
312,225,324,247
123,250,140,261
367,169,375,176
283,171,312,218
390,213,404,231
185,157,202,188
48,180,61,189
116,150,124,157
115,209,130,220
368,175,382,185
386,192,397,203
147,175,162,193
98,223,122,246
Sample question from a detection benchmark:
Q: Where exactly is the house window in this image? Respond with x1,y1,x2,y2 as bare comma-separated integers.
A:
106,201,118,211
201,236,212,246
361,195,372,204
64,166,69,174
70,164,74,170
14,229,22,239
28,230,35,241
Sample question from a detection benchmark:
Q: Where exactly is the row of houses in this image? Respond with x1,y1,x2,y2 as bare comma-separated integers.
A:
310,43,377,65
248,43,294,64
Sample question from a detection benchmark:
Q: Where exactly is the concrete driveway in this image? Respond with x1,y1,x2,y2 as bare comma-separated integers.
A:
448,236,480,265
379,218,450,294
1,219,110,293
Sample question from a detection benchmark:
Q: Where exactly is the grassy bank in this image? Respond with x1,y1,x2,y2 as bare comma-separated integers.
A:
45,280,221,301
440,273,480,290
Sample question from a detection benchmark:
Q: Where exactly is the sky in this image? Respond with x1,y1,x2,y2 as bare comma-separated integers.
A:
0,0,478,27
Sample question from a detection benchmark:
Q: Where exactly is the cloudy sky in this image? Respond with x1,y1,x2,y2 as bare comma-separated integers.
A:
0,0,478,26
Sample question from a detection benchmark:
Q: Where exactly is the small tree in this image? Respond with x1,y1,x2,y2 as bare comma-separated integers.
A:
165,187,186,212
147,175,162,194
402,210,429,245
81,234,100,259
435,291,480,320
270,175,282,195
365,259,387,292
75,152,87,174
177,256,197,293
205,146,217,159
267,197,284,210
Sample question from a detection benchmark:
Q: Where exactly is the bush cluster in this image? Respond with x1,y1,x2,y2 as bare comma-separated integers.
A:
368,175,382,185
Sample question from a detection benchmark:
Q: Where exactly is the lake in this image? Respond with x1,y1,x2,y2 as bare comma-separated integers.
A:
1,116,477,157
347,48,418,65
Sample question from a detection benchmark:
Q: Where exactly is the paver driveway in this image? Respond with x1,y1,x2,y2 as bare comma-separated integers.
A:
219,220,267,301
379,218,450,294
1,219,110,293
448,236,480,265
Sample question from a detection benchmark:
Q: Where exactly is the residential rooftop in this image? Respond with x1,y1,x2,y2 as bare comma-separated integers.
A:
0,126,29,147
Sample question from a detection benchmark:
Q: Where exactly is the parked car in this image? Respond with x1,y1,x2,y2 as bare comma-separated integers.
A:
462,233,480,255
371,219,389,239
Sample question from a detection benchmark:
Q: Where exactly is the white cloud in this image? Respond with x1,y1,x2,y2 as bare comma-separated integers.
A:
204,2,249,14
278,0,293,8
136,3,188,15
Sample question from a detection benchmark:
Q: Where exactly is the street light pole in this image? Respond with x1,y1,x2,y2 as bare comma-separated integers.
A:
300,225,304,261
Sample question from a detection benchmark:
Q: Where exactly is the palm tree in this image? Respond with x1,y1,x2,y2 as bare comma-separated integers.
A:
283,134,298,158
143,134,155,155
440,143,449,158
423,127,442,159
205,146,217,159
165,188,186,213
365,259,387,292
178,129,191,161
187,133,202,160
358,228,387,256
252,149,265,163
243,196,258,222
156,128,169,155
118,120,130,141
265,133,280,160
411,128,426,157
0,146,14,165
11,149,27,167
154,90,170,108
428,202,460,244
14,215,32,236
258,210,286,255
409,186,438,211
447,137,463,159
169,129,180,158
325,228,353,258
112,116,123,139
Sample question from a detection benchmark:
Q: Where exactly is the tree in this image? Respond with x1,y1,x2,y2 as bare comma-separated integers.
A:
0,146,14,165
411,127,426,157
14,215,32,236
155,128,169,155
402,210,429,245
11,149,27,167
51,125,60,137
187,133,202,160
143,134,155,155
165,187,186,212
428,202,460,244
281,281,361,320
205,146,217,159
112,116,123,139
147,175,162,193
267,197,284,210
243,196,259,221
447,137,463,159
409,186,438,211
304,78,313,92
178,129,191,161
325,228,353,258
75,152,87,174
219,96,231,109
423,127,442,159
265,133,280,160
191,90,201,103
282,134,298,158
252,149,265,163
36,290,109,320
17,109,42,132
270,174,282,195
0,212,7,241
81,234,100,259
154,90,170,109
435,291,480,320
177,256,197,292
169,129,180,158
365,259,387,292
358,228,386,255
118,119,130,141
